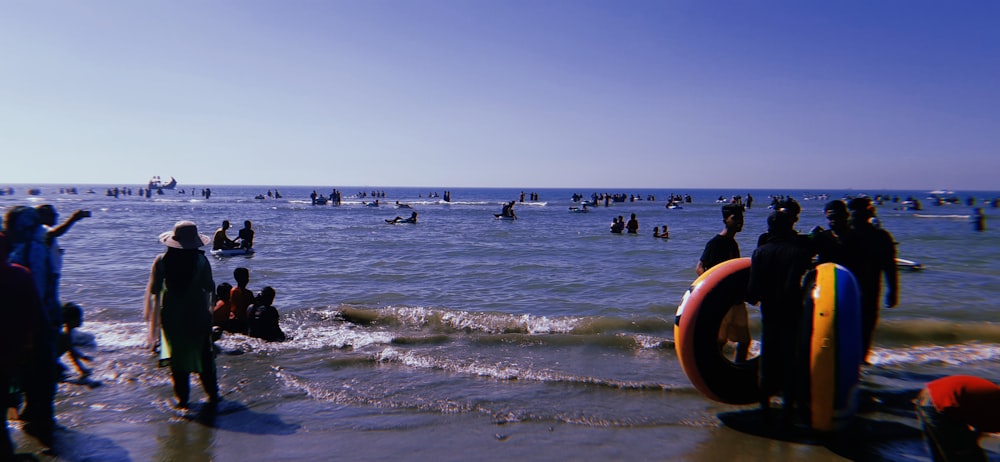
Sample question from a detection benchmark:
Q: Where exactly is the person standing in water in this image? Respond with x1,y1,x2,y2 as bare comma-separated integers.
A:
626,213,639,234
844,197,898,363
697,204,750,363
747,209,814,417
145,221,219,408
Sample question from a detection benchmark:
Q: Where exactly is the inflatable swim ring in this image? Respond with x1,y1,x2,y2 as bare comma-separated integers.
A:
674,257,759,405
799,262,863,431
210,248,255,257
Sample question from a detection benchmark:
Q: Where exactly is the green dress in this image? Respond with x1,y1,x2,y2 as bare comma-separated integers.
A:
149,252,215,373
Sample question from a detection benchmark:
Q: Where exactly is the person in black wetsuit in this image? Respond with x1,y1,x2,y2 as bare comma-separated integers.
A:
811,199,851,266
844,197,898,363
747,209,814,417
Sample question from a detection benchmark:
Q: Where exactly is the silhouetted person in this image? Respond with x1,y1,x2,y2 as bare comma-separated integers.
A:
213,220,238,250
697,204,749,362
236,220,254,249
247,286,286,342
747,209,814,417
0,232,45,455
144,221,219,408
844,197,898,363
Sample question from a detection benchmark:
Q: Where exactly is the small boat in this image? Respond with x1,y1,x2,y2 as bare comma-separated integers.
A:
148,176,177,190
896,257,923,271
211,248,255,257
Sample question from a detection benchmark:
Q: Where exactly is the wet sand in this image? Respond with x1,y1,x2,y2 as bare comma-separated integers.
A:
13,352,995,462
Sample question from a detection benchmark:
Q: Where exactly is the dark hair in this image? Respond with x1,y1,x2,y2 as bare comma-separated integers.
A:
825,200,847,213
163,247,200,291
767,210,795,233
721,204,743,218
825,200,848,218
62,302,83,326
848,197,873,212
3,206,39,244
777,198,801,217
216,282,233,301
234,267,250,284
257,286,276,305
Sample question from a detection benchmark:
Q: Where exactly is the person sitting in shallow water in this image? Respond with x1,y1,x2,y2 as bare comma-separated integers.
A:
247,286,286,342
235,220,254,250
387,212,418,224
211,282,233,329
227,268,254,335
213,220,238,250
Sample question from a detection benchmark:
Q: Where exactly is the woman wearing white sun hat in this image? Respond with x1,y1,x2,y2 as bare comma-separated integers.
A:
144,221,219,408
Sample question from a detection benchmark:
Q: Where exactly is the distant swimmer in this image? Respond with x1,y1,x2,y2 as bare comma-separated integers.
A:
610,216,624,234
395,201,413,209
387,212,418,224
626,213,639,234
972,207,986,232
496,201,517,220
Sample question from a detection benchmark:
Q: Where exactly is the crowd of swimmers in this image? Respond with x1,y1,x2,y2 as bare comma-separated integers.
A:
0,191,997,459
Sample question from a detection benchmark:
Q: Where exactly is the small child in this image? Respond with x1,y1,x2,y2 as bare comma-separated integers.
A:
211,282,233,329
58,303,93,379
228,268,254,334
247,286,286,342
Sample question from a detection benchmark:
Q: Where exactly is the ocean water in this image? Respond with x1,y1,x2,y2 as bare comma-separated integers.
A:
3,185,1000,461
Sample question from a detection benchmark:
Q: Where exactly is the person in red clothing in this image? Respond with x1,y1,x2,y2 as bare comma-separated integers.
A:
915,375,1000,461
0,232,45,457
227,268,254,334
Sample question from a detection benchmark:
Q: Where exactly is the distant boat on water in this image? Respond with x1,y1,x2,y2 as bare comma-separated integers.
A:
148,176,177,189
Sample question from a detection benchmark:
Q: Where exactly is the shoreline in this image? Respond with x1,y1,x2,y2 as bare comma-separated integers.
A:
12,352,995,461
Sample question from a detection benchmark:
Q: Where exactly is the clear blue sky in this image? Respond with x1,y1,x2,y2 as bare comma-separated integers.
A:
2,1,997,190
